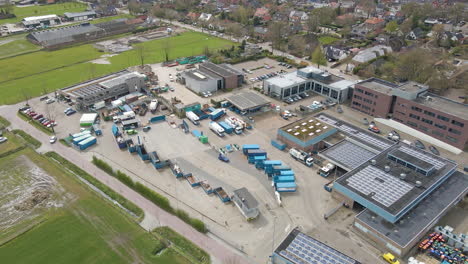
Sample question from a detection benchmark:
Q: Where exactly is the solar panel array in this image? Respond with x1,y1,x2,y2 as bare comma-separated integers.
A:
316,115,391,150
398,146,445,170
347,166,414,207
323,141,376,170
280,232,358,264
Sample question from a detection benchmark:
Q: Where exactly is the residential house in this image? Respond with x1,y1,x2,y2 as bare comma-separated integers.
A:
289,10,309,22
254,26,268,40
254,7,271,21
352,45,392,64
364,17,385,31
407,27,425,40
199,13,213,22
186,12,200,21
324,46,348,62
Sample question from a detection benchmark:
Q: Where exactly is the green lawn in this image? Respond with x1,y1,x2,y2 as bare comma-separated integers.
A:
0,44,102,83
90,14,135,24
318,36,340,45
0,135,191,264
0,31,234,105
0,38,41,59
0,2,87,25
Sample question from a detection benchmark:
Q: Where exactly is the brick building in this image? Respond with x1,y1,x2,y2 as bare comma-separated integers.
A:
198,62,244,90
351,78,467,150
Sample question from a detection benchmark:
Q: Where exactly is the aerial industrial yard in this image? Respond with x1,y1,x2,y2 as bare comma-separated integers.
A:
9,52,466,264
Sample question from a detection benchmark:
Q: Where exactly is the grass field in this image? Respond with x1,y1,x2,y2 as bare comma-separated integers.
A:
0,134,192,264
90,14,135,24
318,36,340,45
0,2,87,25
0,31,234,105
0,38,41,59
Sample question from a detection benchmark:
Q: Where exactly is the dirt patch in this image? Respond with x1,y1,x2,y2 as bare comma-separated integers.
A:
0,155,68,230
90,54,118,65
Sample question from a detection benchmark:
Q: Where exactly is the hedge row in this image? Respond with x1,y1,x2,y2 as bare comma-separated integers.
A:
154,227,210,264
12,129,42,149
92,156,207,233
46,152,144,219
17,111,53,135
0,146,27,159
0,115,11,129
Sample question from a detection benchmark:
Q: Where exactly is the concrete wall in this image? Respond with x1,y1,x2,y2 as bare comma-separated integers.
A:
392,97,468,150
184,75,218,93
351,84,393,118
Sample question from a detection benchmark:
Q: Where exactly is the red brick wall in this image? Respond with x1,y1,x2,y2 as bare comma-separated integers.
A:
351,84,393,118
393,97,468,150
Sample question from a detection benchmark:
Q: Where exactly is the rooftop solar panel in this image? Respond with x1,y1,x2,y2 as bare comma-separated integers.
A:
398,146,445,170
346,166,414,207
321,141,376,170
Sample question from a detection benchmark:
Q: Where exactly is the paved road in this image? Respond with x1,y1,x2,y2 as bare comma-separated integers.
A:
0,104,251,264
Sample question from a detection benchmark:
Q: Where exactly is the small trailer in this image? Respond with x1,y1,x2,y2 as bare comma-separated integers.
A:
127,139,137,153
200,181,213,194
184,173,200,187
214,187,231,203
242,144,260,155
275,182,297,192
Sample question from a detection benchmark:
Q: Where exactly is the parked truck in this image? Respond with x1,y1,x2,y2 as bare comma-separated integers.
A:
209,121,225,137
289,148,314,167
113,111,135,123
218,121,233,134
209,108,226,121
149,99,158,113
225,116,245,134
319,163,336,177
186,111,200,125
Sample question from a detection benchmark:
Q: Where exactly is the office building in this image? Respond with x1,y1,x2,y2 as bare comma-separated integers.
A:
351,78,467,149
263,66,354,103
198,62,244,89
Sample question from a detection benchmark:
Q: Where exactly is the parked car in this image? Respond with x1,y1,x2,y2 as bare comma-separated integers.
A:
49,136,57,144
46,98,55,104
127,129,137,135
64,107,73,113
65,109,76,116
0,137,7,143
382,253,400,264
142,126,151,132
218,153,229,162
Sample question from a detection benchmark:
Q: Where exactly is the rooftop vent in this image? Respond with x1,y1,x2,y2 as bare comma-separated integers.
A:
295,126,300,129
308,119,314,123
384,165,391,172
294,132,299,136
302,122,307,126
415,181,422,187
371,159,377,165
287,129,292,132
400,173,406,180
316,129,321,133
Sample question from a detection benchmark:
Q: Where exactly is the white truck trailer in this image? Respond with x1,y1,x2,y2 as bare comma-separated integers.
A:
209,121,225,137
289,148,314,167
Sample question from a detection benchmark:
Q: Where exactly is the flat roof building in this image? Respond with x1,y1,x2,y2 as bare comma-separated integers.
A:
226,91,270,114
198,62,244,90
231,187,259,220
272,228,361,264
63,11,97,22
351,77,467,149
60,70,146,108
22,14,61,29
181,69,222,94
263,66,354,103
277,117,338,152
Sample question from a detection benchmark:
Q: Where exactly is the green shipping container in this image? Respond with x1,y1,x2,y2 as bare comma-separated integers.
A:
199,135,208,144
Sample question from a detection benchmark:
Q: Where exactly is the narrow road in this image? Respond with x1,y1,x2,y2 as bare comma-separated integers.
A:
0,104,251,264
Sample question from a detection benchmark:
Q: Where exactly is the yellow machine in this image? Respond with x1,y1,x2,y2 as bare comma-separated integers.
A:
382,253,400,264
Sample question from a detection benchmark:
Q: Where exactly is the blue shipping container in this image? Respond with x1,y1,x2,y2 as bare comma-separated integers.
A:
275,182,297,192
274,176,295,183
218,121,233,134
280,170,295,176
210,109,226,121
192,130,202,138
271,139,286,150
78,136,96,150
150,115,166,123
112,124,120,136
73,134,92,145
246,149,267,156
242,144,260,154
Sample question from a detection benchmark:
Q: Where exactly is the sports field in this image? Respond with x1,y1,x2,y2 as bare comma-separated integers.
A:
0,31,234,105
0,2,87,25
0,134,191,264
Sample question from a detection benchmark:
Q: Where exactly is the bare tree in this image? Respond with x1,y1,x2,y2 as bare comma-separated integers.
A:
136,45,146,66
358,0,376,18
128,0,142,15
306,14,319,34
45,102,56,134
268,21,287,51
162,40,170,62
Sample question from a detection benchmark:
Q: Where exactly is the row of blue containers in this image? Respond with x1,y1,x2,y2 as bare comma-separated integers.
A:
242,144,297,192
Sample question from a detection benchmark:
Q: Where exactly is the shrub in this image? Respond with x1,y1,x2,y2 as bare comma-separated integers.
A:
92,156,207,233
154,227,210,264
12,129,41,149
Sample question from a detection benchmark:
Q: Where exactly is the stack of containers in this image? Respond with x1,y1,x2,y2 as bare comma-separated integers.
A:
242,144,297,192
